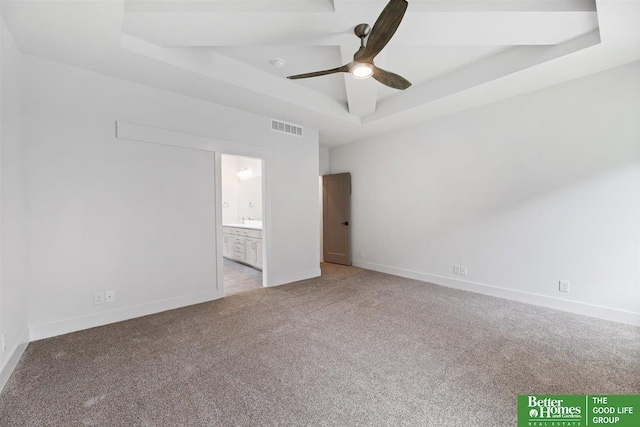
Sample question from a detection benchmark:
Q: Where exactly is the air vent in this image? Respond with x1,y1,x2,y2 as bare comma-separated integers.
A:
271,119,303,137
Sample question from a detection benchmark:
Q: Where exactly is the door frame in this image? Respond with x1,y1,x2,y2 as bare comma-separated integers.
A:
322,172,351,266
215,153,270,297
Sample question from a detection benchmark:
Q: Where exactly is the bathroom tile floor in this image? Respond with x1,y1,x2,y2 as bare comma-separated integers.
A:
223,258,263,296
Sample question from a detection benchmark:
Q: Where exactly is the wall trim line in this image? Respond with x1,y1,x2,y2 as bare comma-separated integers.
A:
0,328,30,394
352,260,640,326
29,290,218,342
269,268,321,288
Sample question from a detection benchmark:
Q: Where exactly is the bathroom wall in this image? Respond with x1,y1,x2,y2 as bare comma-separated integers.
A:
221,155,240,223
222,154,263,223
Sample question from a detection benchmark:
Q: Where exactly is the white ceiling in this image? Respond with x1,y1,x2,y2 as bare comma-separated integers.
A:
1,0,639,147
374,46,511,101
211,45,349,104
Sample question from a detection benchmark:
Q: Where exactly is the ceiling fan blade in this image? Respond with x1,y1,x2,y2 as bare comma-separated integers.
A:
287,65,349,80
373,67,412,90
362,0,408,62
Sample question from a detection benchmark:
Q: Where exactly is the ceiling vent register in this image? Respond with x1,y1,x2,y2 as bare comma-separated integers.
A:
271,119,303,137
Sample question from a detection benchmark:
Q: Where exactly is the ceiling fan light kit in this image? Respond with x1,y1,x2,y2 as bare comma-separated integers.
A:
287,0,411,90
350,62,374,79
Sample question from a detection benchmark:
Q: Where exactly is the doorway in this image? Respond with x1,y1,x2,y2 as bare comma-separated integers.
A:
322,173,351,266
220,154,265,296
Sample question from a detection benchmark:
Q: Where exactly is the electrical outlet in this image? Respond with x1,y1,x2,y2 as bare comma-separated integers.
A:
105,290,115,303
559,281,570,293
94,292,104,305
1,333,7,352
460,266,468,276
454,265,461,274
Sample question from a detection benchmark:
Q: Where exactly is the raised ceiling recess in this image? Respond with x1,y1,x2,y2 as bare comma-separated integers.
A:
2,0,639,146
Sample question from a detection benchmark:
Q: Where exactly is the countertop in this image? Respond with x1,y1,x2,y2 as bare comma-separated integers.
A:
223,222,263,231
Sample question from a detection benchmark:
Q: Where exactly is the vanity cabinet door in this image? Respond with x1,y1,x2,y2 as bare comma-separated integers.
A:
222,234,231,258
255,239,263,269
245,238,257,265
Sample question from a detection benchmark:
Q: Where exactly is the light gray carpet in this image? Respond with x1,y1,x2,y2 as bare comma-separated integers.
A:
1,263,638,426
223,258,263,296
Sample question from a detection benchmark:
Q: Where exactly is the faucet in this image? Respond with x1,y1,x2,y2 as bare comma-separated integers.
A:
241,217,245,224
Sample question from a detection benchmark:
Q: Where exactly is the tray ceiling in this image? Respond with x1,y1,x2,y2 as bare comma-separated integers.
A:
2,0,639,146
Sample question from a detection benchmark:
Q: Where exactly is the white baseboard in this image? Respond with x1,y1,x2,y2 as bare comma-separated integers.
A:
353,260,640,327
0,328,30,394
30,290,218,341
269,268,321,288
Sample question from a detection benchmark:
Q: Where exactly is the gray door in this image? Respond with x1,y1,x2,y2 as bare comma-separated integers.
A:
323,173,351,265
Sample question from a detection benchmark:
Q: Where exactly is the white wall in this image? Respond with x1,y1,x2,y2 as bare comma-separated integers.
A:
0,16,29,387
319,146,330,261
21,54,320,340
330,61,640,325
237,157,263,221
221,155,263,223
221,154,240,223
319,147,329,175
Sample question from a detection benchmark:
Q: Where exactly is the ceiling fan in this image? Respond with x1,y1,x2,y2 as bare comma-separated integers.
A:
287,0,411,90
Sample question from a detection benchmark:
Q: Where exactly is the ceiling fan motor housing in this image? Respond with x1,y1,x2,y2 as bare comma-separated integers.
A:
354,23,371,39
